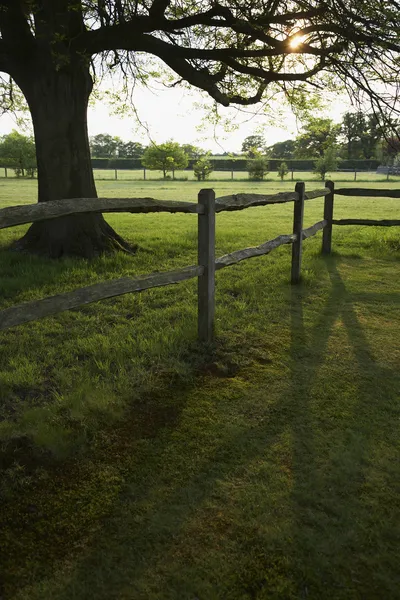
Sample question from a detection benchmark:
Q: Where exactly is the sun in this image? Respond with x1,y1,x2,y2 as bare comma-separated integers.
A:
289,35,306,49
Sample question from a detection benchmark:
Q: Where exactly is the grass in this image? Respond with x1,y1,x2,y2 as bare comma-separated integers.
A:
0,176,400,599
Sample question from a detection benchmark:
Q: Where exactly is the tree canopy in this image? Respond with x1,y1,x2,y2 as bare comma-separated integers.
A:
0,130,36,176
295,117,340,158
242,135,266,157
2,1,400,119
141,141,188,177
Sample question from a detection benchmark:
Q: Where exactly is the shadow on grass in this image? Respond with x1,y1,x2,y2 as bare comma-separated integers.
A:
5,256,400,599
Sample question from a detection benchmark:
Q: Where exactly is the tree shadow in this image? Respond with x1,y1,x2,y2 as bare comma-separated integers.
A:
7,256,400,599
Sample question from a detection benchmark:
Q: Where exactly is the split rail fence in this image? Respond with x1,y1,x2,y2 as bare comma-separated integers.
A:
0,181,399,342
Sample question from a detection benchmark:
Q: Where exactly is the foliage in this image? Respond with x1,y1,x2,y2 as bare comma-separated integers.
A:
378,137,400,165
141,141,189,178
267,140,296,159
247,153,269,180
242,135,266,158
314,147,340,180
295,118,340,158
278,161,289,181
89,134,119,158
339,112,384,160
193,154,213,181
89,135,144,159
118,141,144,158
0,130,36,177
182,144,205,159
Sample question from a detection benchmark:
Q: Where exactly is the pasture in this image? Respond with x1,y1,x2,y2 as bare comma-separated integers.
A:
1,176,400,599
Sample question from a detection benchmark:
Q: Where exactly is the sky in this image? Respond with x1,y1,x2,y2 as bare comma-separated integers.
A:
0,80,351,153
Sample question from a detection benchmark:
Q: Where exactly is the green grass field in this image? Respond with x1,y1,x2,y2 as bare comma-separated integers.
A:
1,176,400,599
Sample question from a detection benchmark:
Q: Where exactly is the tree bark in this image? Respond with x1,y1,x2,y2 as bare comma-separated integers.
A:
10,55,135,258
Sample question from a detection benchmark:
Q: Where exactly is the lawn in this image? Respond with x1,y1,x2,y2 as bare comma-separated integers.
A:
0,176,400,599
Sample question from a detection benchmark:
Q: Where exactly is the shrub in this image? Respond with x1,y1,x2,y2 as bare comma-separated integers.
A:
278,161,289,181
247,154,269,180
193,155,213,181
314,147,340,180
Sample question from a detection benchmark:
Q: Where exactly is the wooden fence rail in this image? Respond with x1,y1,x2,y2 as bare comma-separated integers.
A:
0,181,398,341
321,183,400,254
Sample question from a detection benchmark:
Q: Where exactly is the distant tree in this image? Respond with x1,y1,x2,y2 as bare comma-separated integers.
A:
340,112,365,159
0,130,36,177
141,142,189,178
247,152,269,180
339,112,382,159
89,134,119,158
267,140,296,159
193,155,213,181
278,161,289,181
295,118,340,158
182,144,205,159
377,136,400,165
242,135,266,157
117,141,144,158
314,147,340,180
361,114,383,159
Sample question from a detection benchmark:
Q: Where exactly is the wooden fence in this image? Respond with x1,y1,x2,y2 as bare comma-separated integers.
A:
0,181,398,342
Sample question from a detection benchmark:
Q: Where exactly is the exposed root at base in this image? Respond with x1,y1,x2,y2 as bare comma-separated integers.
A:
10,214,138,259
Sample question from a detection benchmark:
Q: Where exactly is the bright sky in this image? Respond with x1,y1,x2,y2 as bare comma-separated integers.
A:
0,82,351,153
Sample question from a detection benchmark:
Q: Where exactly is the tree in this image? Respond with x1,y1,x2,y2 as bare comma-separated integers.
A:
242,135,265,157
278,161,289,181
117,141,144,158
193,155,213,181
0,1,399,257
339,112,383,160
0,130,36,177
340,112,365,159
247,153,269,180
377,137,400,166
314,147,340,180
89,134,119,158
181,144,205,160
267,140,296,159
295,118,340,158
141,141,188,178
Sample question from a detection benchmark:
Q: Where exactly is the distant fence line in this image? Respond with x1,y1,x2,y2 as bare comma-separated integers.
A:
0,182,399,342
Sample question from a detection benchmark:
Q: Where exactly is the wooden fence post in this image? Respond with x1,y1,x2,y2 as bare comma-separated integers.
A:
322,180,334,254
114,168,118,180
198,188,216,343
291,181,305,284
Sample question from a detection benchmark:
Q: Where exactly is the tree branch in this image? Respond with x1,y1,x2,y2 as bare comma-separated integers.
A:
149,0,172,19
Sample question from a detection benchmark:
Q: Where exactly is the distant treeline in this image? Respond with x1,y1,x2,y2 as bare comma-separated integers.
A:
91,157,381,171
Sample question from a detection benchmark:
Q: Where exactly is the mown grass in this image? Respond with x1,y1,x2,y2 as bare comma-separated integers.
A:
0,177,400,599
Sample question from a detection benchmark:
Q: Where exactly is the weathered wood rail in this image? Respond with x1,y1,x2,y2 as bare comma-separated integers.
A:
1,181,397,342
321,183,400,254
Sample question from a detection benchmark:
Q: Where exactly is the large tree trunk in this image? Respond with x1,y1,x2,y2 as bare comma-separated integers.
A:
10,57,134,258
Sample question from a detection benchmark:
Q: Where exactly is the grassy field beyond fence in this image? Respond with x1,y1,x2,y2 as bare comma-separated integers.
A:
0,177,400,599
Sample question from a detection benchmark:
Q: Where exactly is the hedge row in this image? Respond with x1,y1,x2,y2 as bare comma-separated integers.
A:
1,157,382,171
90,157,381,171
